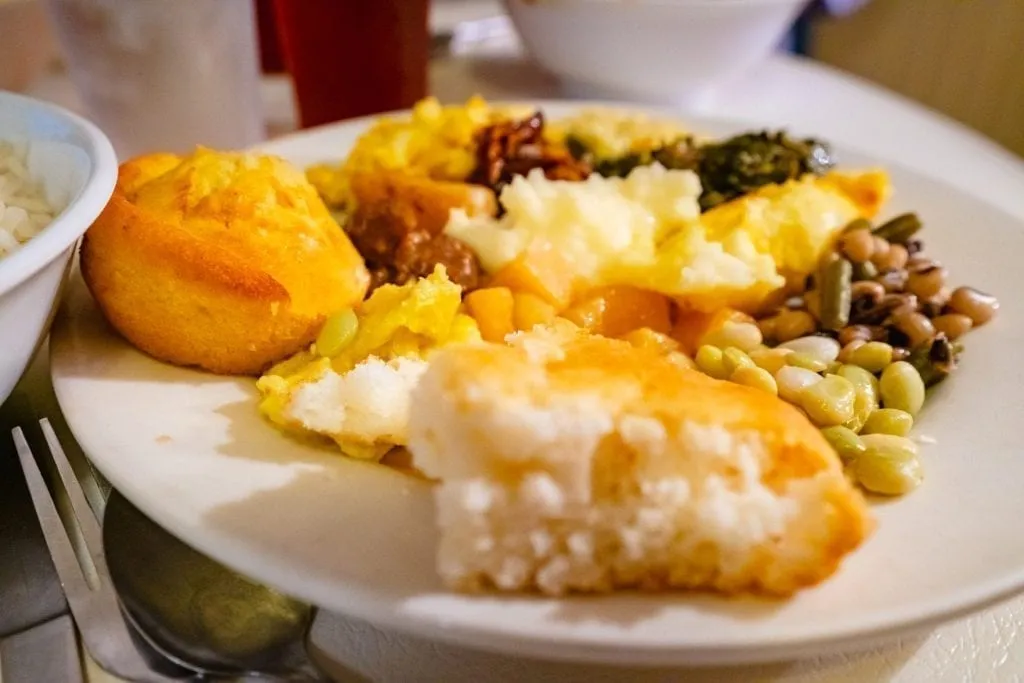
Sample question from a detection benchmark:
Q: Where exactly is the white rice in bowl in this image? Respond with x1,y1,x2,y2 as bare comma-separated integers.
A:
0,139,57,260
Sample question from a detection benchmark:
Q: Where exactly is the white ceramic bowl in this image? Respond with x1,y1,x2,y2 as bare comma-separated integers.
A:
0,0,59,92
504,0,810,104
0,91,117,406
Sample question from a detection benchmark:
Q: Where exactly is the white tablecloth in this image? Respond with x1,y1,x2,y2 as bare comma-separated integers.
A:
24,32,1024,683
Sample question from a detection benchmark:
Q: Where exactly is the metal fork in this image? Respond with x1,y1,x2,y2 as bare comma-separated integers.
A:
13,418,190,683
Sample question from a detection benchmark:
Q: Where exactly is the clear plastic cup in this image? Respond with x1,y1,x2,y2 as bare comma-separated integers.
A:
43,0,266,159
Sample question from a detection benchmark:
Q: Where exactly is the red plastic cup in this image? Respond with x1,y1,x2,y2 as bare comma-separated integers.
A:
271,0,430,128
255,0,286,73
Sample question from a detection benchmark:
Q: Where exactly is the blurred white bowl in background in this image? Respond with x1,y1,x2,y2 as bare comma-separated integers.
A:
0,0,59,92
504,0,810,105
0,91,117,407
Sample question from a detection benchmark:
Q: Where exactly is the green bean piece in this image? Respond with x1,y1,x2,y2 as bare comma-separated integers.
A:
862,408,914,436
841,217,873,234
872,212,923,244
818,255,853,330
821,426,866,462
852,260,878,281
879,361,927,416
907,335,959,387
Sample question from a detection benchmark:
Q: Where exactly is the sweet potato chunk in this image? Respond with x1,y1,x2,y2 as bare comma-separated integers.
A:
562,286,672,338
465,287,515,342
489,244,578,310
512,292,557,331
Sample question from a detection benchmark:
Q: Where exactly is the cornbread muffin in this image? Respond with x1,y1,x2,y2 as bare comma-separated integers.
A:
408,323,873,596
81,148,369,375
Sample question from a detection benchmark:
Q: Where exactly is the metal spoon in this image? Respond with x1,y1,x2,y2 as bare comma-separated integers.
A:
102,491,328,681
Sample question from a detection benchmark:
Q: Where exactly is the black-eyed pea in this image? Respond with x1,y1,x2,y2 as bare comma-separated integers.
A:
851,280,885,303
838,339,867,364
932,313,973,340
875,244,909,271
948,286,1000,326
839,325,873,347
839,228,876,263
877,269,909,293
891,310,936,349
773,309,817,343
871,236,891,264
906,264,948,300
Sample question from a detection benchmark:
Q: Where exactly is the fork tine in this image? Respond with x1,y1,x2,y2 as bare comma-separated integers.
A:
39,418,108,574
15,426,189,682
12,427,92,607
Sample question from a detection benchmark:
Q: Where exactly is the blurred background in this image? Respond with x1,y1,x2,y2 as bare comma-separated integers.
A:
3,0,1022,158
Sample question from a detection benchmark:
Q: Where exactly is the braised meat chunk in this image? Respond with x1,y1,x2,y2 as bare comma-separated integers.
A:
347,210,482,292
345,171,495,292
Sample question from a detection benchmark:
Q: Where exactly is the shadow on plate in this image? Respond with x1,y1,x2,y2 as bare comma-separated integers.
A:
51,275,249,389
212,395,341,468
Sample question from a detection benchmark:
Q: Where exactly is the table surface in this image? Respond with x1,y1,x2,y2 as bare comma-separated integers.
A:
10,23,1024,683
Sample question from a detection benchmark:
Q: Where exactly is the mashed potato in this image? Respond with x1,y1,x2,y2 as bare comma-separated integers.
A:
447,164,783,311
447,164,888,312
448,164,702,276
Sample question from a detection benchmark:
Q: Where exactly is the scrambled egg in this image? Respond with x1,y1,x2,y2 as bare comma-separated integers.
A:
545,107,695,160
306,96,525,209
701,170,890,278
257,266,481,460
447,165,890,312
305,97,703,210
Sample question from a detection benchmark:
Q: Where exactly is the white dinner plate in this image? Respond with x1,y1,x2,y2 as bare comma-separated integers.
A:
50,103,1024,665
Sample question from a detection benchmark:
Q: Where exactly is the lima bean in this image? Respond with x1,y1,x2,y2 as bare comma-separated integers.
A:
879,361,926,416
